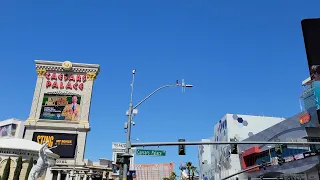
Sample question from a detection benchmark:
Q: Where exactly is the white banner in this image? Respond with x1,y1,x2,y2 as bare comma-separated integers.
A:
113,149,126,153
112,142,126,150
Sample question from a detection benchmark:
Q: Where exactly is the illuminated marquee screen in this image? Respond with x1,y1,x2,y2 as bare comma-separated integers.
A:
301,18,320,81
40,94,81,121
32,132,78,158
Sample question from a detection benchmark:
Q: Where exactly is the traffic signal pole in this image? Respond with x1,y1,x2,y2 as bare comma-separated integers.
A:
130,141,320,147
122,70,193,180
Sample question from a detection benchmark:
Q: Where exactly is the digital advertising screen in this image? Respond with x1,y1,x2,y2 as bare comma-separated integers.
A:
40,94,81,121
301,18,320,80
32,132,78,158
0,124,17,137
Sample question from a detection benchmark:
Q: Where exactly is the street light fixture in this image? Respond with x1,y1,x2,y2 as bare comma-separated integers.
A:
121,70,193,180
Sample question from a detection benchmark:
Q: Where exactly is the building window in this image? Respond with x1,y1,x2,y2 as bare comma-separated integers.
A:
308,138,320,152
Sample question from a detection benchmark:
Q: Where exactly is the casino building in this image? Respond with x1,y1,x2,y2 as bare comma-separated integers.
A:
238,107,320,179
198,77,320,180
198,114,285,180
20,60,113,179
235,77,320,179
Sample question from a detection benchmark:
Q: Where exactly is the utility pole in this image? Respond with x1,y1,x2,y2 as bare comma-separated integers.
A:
122,70,136,180
122,70,193,180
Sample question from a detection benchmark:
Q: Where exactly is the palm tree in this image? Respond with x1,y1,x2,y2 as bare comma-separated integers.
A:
163,172,178,180
170,172,177,180
190,166,198,180
185,162,199,180
185,162,192,180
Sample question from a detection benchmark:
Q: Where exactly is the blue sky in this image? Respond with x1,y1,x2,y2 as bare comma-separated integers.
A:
0,0,319,173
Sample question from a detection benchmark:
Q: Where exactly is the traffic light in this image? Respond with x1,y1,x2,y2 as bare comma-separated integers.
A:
277,154,285,166
261,160,267,170
178,139,186,155
275,144,285,166
275,144,283,155
231,144,238,154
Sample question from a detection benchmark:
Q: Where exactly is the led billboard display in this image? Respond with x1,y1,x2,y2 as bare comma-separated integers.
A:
301,18,320,80
32,132,78,158
40,94,81,121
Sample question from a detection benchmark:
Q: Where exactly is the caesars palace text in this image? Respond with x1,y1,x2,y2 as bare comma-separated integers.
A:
45,72,87,90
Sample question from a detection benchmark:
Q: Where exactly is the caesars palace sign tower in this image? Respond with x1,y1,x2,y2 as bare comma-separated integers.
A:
24,60,100,166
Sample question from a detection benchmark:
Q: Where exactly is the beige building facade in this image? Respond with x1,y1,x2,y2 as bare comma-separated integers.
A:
21,60,114,179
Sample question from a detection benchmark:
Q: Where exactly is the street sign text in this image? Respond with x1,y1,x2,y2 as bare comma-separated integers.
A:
136,149,166,156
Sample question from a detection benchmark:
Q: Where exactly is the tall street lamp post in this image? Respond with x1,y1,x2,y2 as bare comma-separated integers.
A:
122,70,193,180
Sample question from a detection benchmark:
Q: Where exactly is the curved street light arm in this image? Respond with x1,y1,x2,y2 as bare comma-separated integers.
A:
133,84,177,109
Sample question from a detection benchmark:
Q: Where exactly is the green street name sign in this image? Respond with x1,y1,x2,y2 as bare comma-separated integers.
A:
136,149,166,156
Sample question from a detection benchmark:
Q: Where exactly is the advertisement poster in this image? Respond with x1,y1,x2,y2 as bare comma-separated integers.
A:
32,132,78,158
40,94,81,121
0,124,17,137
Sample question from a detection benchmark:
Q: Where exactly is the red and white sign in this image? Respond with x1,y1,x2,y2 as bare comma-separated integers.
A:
45,72,87,90
294,153,304,160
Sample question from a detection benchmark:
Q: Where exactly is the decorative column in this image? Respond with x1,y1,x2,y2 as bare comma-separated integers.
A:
57,170,61,180
27,68,46,122
44,168,53,180
88,170,93,180
65,173,69,180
